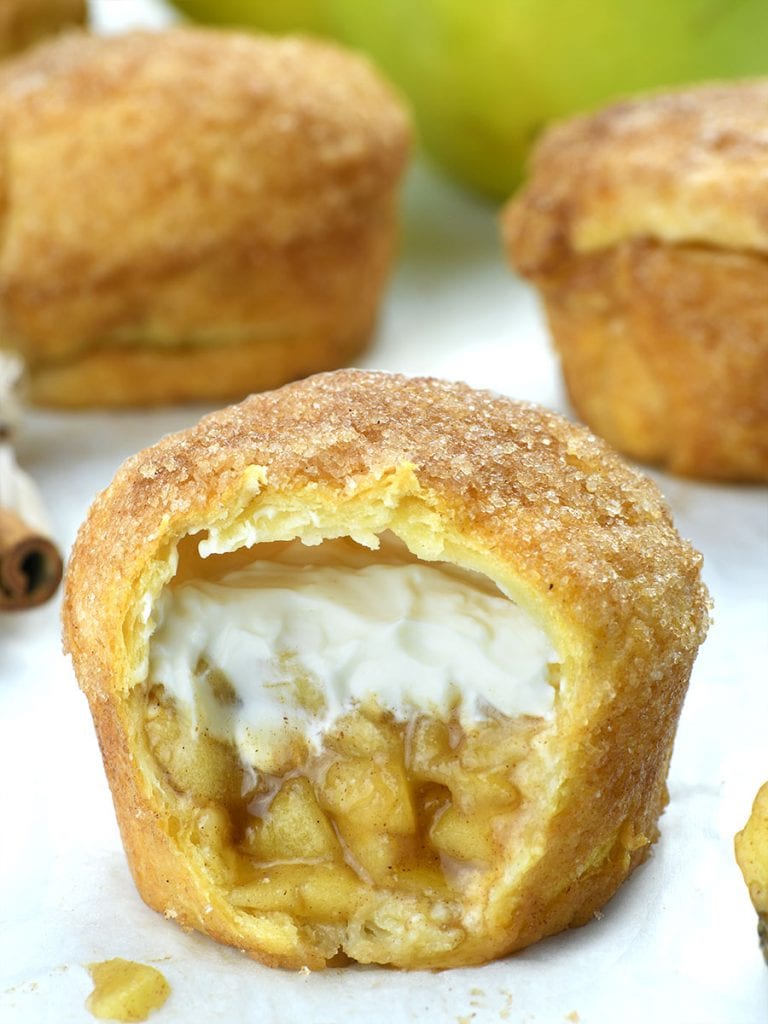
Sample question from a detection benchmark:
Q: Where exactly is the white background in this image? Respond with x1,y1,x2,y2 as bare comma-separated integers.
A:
1,2,767,1022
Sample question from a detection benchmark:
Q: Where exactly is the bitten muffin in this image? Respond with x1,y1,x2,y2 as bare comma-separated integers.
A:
0,30,410,406
735,783,768,963
502,80,768,481
0,0,85,57
63,370,709,970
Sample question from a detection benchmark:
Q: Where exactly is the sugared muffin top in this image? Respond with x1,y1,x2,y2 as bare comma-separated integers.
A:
503,79,768,275
64,369,709,697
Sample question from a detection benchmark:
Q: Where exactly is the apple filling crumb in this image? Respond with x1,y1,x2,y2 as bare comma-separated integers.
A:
144,685,547,947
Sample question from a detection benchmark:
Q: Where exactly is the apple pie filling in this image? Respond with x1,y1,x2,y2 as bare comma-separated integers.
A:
141,535,560,953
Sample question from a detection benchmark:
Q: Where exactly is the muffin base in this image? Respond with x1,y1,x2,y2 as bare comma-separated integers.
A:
532,239,768,481
25,324,373,408
12,223,395,407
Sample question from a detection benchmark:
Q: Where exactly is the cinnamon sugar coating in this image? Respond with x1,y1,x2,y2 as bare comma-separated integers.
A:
0,30,410,406
502,80,768,480
63,371,709,969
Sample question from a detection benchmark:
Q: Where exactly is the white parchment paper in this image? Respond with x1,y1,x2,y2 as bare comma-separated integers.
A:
1,3,767,1021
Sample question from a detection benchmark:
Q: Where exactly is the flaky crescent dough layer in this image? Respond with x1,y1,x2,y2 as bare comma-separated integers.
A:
63,370,709,969
0,30,410,407
736,783,768,963
502,80,768,481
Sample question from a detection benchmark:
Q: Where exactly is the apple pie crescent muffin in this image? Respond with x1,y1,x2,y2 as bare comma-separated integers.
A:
502,80,768,481
0,0,85,57
0,29,410,407
735,783,768,963
63,370,709,969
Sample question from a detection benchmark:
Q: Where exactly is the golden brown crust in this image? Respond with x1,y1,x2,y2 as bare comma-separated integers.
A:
502,80,768,481
63,370,709,968
0,29,410,406
0,0,85,57
736,782,768,962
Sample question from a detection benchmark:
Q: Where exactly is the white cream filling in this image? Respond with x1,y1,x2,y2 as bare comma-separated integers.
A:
149,538,558,769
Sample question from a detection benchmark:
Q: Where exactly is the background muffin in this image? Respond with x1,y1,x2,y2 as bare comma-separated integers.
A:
0,28,410,406
502,80,768,482
0,0,85,57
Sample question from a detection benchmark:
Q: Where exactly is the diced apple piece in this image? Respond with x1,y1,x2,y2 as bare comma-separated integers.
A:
231,863,364,920
180,730,243,805
192,805,244,883
230,866,303,912
407,718,477,805
407,717,454,782
459,717,539,772
145,694,242,805
243,777,340,863
430,807,496,863
325,711,394,757
390,864,449,897
453,773,521,815
336,829,410,883
299,865,368,920
320,756,416,834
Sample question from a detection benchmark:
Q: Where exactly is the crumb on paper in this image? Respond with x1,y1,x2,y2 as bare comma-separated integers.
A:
85,959,170,1023
299,966,311,977
2,980,39,995
565,1012,581,1022
499,988,514,1020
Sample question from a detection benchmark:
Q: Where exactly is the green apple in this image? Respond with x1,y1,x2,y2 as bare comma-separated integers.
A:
170,0,334,35
170,0,768,198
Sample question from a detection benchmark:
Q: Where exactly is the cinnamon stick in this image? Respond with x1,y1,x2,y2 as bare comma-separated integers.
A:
0,353,64,610
0,503,63,609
